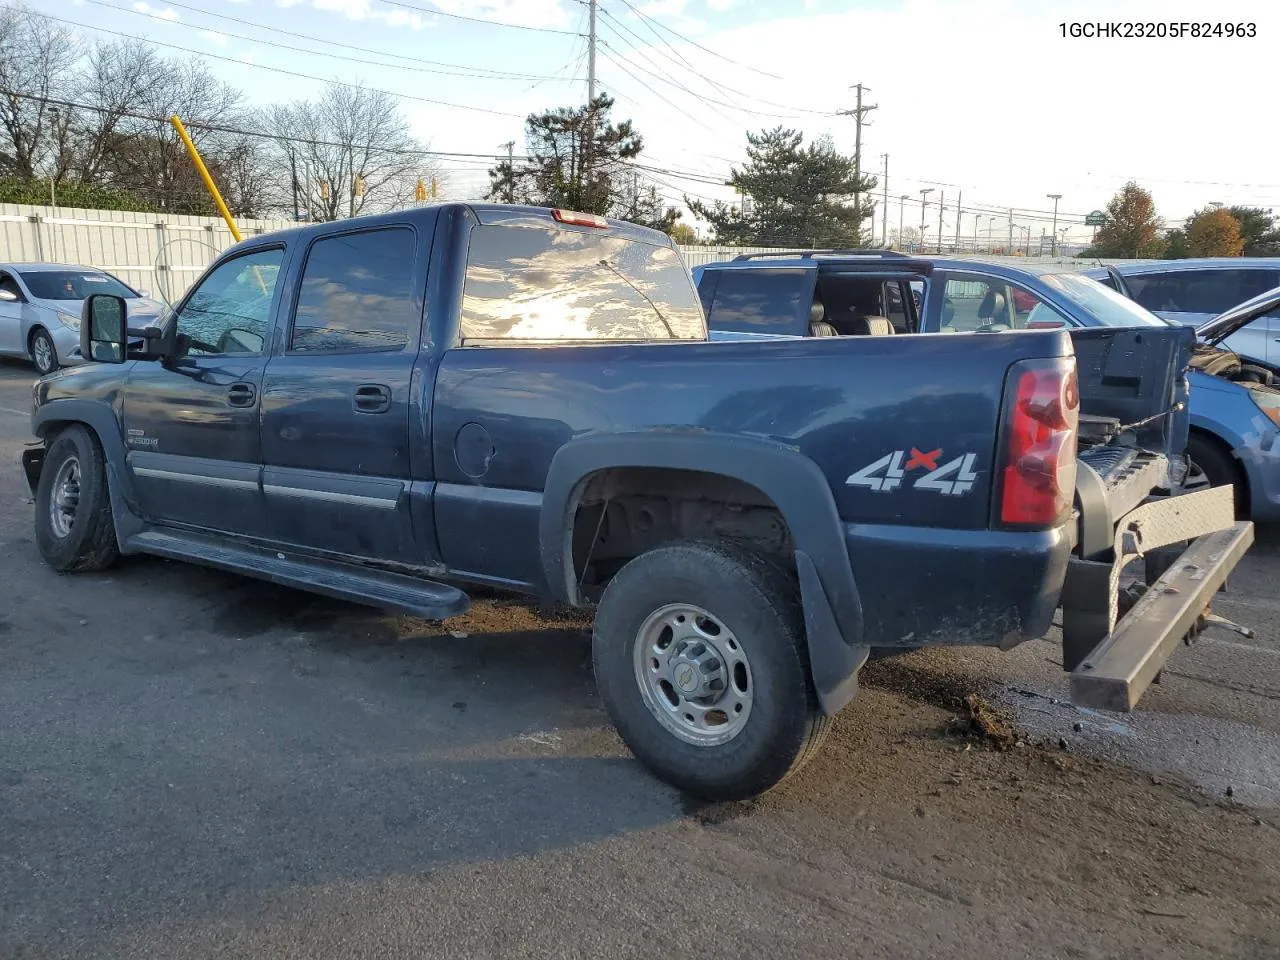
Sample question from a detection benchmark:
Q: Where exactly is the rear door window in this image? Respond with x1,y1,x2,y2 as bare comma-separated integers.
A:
938,276,1070,332
290,227,418,353
704,267,817,335
1127,269,1280,315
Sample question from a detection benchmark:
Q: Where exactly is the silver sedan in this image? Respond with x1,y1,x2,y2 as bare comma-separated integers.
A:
0,263,168,375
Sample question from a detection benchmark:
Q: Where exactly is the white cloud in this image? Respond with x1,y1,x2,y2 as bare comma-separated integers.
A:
640,0,687,14
199,28,229,46
705,0,735,10
428,0,574,31
132,1,181,21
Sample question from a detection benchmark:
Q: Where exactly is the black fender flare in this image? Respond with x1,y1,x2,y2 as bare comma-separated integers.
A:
539,431,868,714
32,399,146,547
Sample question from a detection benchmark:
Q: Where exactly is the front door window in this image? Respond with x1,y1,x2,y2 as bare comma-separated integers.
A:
176,249,283,357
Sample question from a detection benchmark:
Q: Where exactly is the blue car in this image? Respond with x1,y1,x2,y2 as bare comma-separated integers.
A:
693,252,1280,520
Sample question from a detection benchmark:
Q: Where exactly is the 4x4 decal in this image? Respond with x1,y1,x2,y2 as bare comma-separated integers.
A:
846,447,979,496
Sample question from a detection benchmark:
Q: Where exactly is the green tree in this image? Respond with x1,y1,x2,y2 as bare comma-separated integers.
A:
0,176,155,210
1185,207,1244,257
668,222,697,245
1091,181,1164,258
488,94,679,231
1161,228,1189,259
1225,205,1280,255
685,127,876,247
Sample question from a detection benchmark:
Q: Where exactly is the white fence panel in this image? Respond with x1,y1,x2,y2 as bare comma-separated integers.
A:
0,203,1155,302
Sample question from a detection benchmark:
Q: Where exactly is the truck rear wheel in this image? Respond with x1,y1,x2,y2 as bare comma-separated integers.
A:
592,541,830,801
34,425,120,573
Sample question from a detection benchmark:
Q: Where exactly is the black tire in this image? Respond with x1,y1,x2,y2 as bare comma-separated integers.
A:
34,425,120,573
29,327,58,376
1187,432,1246,515
593,541,831,802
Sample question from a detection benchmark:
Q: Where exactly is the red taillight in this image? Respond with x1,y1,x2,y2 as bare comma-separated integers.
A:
1000,363,1079,527
552,208,608,228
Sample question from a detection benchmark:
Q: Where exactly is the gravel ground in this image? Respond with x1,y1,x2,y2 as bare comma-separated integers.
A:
2,358,1278,959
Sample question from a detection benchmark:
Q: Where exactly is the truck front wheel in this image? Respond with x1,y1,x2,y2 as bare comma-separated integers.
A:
33,425,121,573
592,541,830,801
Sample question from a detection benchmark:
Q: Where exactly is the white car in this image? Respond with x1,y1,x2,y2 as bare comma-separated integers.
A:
0,263,168,375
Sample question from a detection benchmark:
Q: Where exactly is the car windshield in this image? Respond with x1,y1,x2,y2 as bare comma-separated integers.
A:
19,270,137,301
1038,272,1167,327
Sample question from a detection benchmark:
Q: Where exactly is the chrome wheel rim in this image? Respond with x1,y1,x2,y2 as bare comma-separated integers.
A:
32,334,55,373
632,603,753,746
49,456,81,539
1183,458,1212,493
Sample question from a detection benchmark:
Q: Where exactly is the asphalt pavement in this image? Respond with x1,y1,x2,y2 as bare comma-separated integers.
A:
2,358,1278,959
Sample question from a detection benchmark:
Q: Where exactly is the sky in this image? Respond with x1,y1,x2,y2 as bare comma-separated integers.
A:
50,0,1280,244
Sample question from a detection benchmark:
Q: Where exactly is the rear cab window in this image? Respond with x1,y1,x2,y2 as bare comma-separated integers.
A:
460,223,704,343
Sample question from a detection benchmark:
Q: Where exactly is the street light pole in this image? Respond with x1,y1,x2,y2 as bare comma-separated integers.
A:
898,194,908,249
918,187,933,248
973,215,982,252
1046,193,1062,256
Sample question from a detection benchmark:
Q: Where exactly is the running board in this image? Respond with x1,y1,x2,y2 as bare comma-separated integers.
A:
127,529,471,621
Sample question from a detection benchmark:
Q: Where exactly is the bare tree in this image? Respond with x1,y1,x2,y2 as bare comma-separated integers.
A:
70,38,166,183
269,82,438,222
98,56,243,212
0,6,79,179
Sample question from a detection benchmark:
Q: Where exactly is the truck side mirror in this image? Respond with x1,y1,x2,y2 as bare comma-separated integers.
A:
81,294,128,363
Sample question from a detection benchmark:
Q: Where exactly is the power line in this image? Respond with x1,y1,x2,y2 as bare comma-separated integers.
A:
597,36,741,128
31,11,524,118
596,4,830,117
77,0,575,83
596,30,819,121
372,0,584,35
611,0,784,80
0,89,530,161
596,47,707,128
81,0,572,81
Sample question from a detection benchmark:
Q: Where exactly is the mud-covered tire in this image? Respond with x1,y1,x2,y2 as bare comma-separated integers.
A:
593,541,830,802
34,425,120,573
29,327,58,376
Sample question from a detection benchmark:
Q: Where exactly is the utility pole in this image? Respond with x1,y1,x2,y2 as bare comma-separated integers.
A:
954,191,961,249
936,190,944,254
501,140,515,202
880,153,888,248
837,83,877,244
588,0,597,102
918,187,932,244
1007,208,1013,253
898,194,907,250
1046,193,1061,256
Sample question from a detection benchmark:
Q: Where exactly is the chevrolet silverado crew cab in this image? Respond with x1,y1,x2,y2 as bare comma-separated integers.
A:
21,207,1254,802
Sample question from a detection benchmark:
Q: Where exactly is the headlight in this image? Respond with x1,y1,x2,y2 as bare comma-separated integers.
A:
1247,386,1280,427
57,311,80,331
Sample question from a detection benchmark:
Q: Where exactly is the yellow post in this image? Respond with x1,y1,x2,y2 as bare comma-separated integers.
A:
169,113,242,243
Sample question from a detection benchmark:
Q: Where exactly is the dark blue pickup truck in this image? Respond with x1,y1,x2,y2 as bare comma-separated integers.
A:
21,207,1253,801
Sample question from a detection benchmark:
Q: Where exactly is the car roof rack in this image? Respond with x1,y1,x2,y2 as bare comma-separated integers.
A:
731,249,910,261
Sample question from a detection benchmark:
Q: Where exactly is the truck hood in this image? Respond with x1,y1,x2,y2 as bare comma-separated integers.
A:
1196,284,1280,344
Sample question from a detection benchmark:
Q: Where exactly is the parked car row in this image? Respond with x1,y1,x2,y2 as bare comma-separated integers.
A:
695,252,1280,522
0,264,168,375
17,204,1254,801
